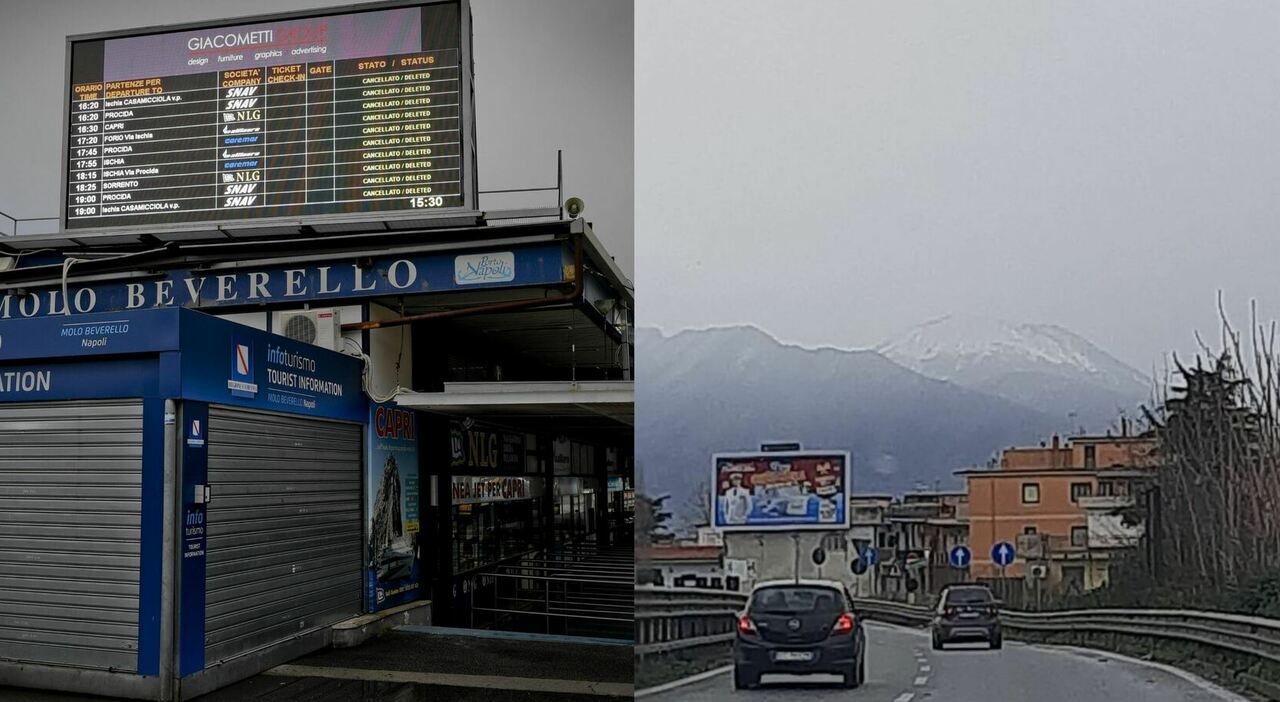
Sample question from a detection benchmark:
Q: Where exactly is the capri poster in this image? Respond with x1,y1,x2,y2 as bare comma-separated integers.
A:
366,402,421,612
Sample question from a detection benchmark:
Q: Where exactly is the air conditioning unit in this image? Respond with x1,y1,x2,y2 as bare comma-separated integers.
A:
1029,564,1049,580
1017,534,1045,560
273,309,341,351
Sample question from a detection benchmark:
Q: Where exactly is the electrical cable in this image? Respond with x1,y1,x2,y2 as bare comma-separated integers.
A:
60,257,88,315
343,336,412,404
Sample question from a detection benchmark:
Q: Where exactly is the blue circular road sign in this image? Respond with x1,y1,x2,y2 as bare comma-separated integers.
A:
991,541,1016,567
862,546,879,567
948,545,972,569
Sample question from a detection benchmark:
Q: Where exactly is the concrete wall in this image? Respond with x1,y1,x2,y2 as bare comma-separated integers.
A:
722,530,877,597
367,302,413,395
656,562,724,587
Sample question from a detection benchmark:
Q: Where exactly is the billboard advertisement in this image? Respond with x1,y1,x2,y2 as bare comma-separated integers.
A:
366,402,421,612
712,451,850,531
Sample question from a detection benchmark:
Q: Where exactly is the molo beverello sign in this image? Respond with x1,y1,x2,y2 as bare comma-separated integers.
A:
0,243,565,320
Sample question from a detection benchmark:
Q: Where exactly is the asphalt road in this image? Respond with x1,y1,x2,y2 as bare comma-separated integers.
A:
642,622,1248,702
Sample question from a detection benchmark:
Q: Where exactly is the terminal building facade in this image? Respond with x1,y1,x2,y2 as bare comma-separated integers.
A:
0,1,633,699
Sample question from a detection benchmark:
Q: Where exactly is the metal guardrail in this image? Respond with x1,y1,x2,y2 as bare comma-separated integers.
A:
850,597,1280,669
634,586,747,656
635,586,1280,688
467,544,634,640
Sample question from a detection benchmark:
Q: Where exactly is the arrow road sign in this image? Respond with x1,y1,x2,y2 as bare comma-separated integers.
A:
991,541,1016,567
862,546,879,567
948,545,972,569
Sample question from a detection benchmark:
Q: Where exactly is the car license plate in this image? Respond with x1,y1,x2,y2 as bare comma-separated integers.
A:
960,611,979,618
774,651,814,662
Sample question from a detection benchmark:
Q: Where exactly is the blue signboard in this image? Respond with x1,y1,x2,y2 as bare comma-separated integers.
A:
949,545,972,569
366,402,421,612
0,308,364,423
178,309,366,422
178,402,209,677
0,308,180,361
0,357,162,401
0,243,567,321
991,541,1016,567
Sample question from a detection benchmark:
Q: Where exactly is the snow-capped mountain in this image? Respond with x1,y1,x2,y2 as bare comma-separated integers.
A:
637,325,1064,526
877,314,1152,430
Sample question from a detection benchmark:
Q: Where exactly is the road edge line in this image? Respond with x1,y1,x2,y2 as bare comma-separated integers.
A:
864,619,929,637
1022,643,1249,702
634,664,732,698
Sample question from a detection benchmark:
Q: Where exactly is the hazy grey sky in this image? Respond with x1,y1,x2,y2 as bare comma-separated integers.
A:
0,0,632,276
637,1,1280,371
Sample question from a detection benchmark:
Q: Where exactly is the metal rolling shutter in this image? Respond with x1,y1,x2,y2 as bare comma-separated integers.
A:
0,400,143,671
204,406,362,664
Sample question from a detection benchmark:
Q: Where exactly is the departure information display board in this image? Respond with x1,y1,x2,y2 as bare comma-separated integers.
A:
63,2,471,231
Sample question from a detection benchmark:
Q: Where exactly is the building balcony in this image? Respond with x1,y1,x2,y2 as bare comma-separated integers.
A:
1078,495,1135,511
1044,534,1088,555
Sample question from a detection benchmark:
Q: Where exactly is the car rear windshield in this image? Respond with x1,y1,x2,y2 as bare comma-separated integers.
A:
750,586,844,615
944,587,994,605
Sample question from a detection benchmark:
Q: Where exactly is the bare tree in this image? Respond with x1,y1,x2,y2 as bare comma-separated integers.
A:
678,479,712,531
1137,295,1280,602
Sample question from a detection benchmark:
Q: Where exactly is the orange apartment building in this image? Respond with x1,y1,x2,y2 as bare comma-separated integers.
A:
958,430,1158,592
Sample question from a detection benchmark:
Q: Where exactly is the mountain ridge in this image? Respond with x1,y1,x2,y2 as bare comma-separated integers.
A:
637,318,1154,530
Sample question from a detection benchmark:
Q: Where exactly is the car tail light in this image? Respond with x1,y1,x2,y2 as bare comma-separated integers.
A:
830,613,855,635
944,606,958,617
738,615,757,635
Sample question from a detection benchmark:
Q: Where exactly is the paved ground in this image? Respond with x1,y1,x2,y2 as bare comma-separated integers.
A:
0,627,632,701
641,621,1249,702
201,628,632,701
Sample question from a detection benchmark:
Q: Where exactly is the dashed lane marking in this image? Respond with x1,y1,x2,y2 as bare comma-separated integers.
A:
894,693,916,702
920,665,931,672
914,675,929,686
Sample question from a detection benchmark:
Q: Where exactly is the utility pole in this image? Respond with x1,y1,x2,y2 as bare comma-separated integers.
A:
792,533,801,583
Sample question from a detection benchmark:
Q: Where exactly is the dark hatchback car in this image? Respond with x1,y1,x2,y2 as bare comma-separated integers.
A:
931,583,1002,650
733,579,867,690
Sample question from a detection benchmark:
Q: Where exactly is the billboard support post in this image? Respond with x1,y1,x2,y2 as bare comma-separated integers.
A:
792,533,800,583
